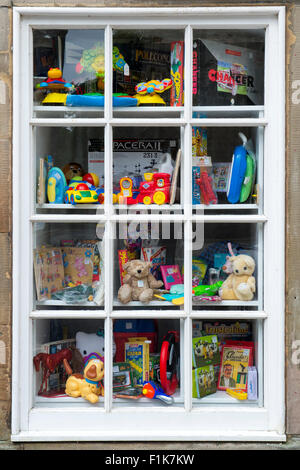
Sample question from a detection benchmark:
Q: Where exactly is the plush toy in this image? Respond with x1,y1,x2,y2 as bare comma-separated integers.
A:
65,354,104,404
219,254,256,301
118,259,163,304
62,162,84,183
76,330,116,364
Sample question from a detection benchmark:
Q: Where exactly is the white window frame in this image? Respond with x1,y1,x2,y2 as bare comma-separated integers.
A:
12,6,285,442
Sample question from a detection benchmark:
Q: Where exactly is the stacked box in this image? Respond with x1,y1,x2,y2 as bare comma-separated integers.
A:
125,339,150,386
192,365,217,398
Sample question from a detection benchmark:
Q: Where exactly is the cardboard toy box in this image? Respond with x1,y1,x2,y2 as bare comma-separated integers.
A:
192,365,217,399
192,38,264,106
192,335,220,369
125,338,150,386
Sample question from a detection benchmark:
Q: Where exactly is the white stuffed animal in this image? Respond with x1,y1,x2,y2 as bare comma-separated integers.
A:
76,331,116,362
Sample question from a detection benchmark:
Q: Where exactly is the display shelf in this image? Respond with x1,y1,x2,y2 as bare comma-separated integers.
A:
30,310,106,319
113,299,183,309
35,300,104,307
192,390,259,406
192,299,259,307
190,310,267,319
36,204,104,210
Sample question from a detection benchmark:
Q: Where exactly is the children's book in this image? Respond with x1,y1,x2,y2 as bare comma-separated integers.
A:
192,335,220,368
160,265,183,290
192,365,217,399
217,344,253,392
33,247,65,301
113,362,134,392
124,338,150,387
141,246,167,281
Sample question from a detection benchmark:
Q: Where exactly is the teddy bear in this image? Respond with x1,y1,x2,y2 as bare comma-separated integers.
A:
118,259,163,304
219,254,256,301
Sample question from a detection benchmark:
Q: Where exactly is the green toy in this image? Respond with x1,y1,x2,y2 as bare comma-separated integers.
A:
192,281,223,297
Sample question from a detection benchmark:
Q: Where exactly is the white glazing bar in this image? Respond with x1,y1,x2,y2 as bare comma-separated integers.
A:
104,124,113,218
104,25,113,123
110,119,185,127
104,221,114,314
192,215,267,223
257,319,264,407
30,311,107,319
191,118,267,127
184,317,192,412
29,119,106,126
104,316,113,413
190,311,267,320
184,25,193,123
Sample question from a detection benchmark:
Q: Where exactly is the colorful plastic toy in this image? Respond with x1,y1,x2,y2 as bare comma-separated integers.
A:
38,68,73,106
47,167,67,204
65,93,138,107
160,331,179,396
135,79,173,106
192,281,223,297
240,136,256,203
65,354,104,404
227,133,248,204
226,389,248,400
137,173,171,205
83,173,100,187
195,171,218,205
142,381,174,405
64,182,99,205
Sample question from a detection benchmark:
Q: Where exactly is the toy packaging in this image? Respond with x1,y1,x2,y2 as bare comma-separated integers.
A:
212,162,231,193
192,365,217,399
61,247,94,286
113,362,134,392
33,247,65,301
192,335,220,368
141,246,167,281
217,344,253,391
160,265,183,290
118,248,139,285
149,353,160,382
192,321,203,338
192,259,207,286
247,366,258,400
192,127,208,157
192,157,218,205
170,41,184,107
113,319,157,362
202,321,252,344
192,38,264,106
124,338,150,387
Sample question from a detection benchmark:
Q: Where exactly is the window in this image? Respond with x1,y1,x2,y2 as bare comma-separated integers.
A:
12,6,285,441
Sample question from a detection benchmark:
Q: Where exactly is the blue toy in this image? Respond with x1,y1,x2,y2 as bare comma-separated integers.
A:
142,381,174,405
227,132,247,204
47,167,67,204
66,94,138,108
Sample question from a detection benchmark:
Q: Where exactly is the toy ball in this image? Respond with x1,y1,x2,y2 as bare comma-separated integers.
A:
62,162,84,183
83,172,100,187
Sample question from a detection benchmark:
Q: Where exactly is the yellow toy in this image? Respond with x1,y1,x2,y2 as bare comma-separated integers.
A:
65,355,104,404
134,79,173,106
226,389,248,400
219,254,256,301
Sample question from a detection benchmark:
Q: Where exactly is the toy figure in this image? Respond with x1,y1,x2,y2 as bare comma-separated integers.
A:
33,348,73,396
62,162,84,183
65,354,104,404
219,254,256,301
135,79,172,106
117,260,163,304
37,68,73,106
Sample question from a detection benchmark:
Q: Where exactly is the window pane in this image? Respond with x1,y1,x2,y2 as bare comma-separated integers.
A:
113,29,184,114
33,223,105,309
192,29,265,107
112,319,183,408
33,29,105,117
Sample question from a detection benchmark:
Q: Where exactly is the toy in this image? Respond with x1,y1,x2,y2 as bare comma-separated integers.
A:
33,348,72,396
83,172,100,187
142,381,174,405
62,162,84,184
226,389,248,400
117,176,139,205
47,167,67,204
125,338,150,386
64,181,99,205
192,335,220,369
160,265,183,290
75,330,116,363
134,79,173,106
38,68,73,105
117,259,163,304
160,331,179,396
137,173,171,205
192,365,217,399
65,354,104,403
192,281,223,297
196,171,217,205
65,93,138,108
227,132,248,204
240,136,256,202
218,344,253,392
158,152,174,177
219,254,256,301
170,41,184,107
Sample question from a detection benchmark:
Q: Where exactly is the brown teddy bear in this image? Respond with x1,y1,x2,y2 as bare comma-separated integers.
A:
219,254,256,301
118,260,163,304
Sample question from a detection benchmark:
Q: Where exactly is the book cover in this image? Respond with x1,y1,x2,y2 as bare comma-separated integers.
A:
192,335,220,368
217,344,253,392
160,265,183,290
125,339,150,387
192,365,217,399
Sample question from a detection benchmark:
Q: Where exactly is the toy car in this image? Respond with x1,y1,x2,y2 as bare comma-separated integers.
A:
64,182,99,205
137,172,171,205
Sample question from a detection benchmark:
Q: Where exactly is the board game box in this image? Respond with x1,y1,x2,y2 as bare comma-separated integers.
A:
192,365,217,399
217,344,253,391
192,335,220,368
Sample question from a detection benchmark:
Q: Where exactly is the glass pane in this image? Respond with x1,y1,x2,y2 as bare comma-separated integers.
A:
35,127,105,213
192,223,261,309
192,319,262,406
193,29,265,107
192,127,263,212
33,319,105,406
113,222,184,309
33,29,105,117
112,127,182,208
112,29,184,116
112,319,182,407
33,223,105,309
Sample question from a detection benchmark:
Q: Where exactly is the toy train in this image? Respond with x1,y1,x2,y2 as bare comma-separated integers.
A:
117,172,171,206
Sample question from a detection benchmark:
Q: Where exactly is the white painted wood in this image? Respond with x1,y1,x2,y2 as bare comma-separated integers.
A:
12,5,285,441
